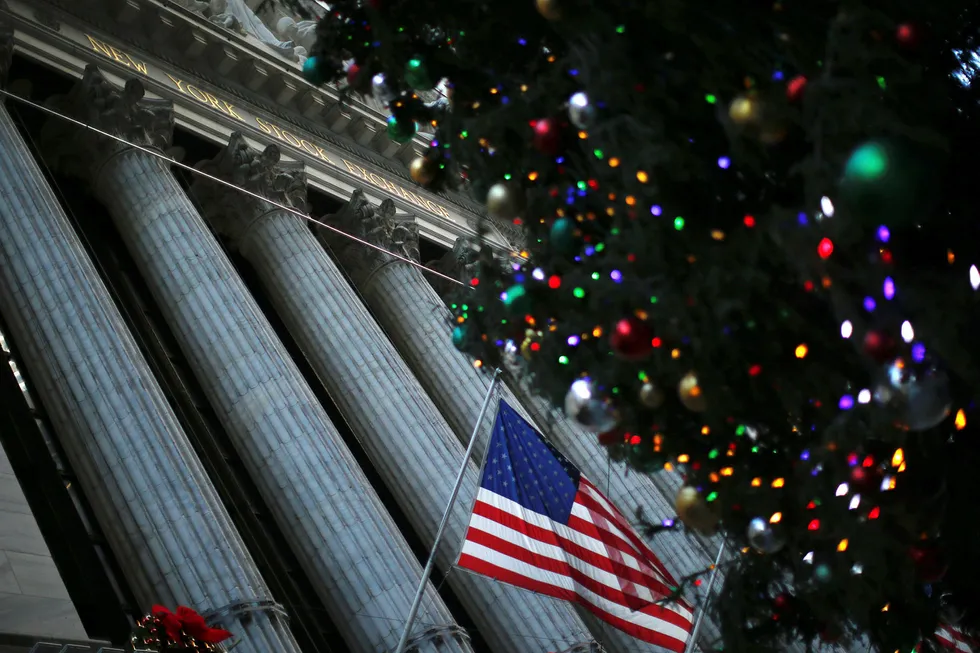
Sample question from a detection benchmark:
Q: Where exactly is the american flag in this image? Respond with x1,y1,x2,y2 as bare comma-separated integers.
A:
917,625,977,652
456,401,695,652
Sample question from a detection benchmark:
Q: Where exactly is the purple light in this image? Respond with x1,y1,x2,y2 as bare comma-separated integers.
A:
772,70,785,81
650,205,663,216
610,270,623,282
567,335,580,346
431,140,439,147
499,292,507,301
883,277,895,300
800,450,811,461
569,68,579,76
863,297,877,312
912,342,926,362
877,225,890,243
661,518,675,528
839,395,855,410
584,245,596,256
798,212,809,226
511,262,521,271
518,38,527,45
495,339,504,346
717,156,731,169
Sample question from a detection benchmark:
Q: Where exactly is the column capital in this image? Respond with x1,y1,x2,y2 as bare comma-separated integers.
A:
426,236,486,298
328,189,420,279
42,65,174,180
193,132,308,248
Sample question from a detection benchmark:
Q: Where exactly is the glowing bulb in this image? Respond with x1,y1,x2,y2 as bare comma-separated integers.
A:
891,448,904,467
901,320,914,343
841,320,853,338
849,495,861,510
972,265,980,290
769,512,782,524
820,196,835,217
858,389,871,404
835,483,849,497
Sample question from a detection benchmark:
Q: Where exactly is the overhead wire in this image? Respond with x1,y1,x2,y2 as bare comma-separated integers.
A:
0,86,471,290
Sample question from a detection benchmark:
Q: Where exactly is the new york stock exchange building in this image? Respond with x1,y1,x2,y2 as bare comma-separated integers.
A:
0,1,722,652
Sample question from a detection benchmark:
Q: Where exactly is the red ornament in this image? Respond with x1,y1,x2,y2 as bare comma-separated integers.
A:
597,428,628,447
346,63,361,86
909,542,948,583
786,75,807,102
896,23,920,48
532,117,564,155
862,329,898,364
610,316,655,360
850,465,882,492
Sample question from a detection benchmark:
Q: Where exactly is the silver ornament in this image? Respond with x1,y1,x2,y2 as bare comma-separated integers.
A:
486,182,525,220
639,382,665,409
874,356,951,431
564,378,618,432
568,91,596,129
747,517,785,553
371,73,395,105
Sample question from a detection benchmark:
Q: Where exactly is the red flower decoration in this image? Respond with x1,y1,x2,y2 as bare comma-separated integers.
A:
149,605,233,645
175,606,234,644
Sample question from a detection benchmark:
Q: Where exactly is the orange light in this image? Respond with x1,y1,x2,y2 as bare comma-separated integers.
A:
636,171,649,183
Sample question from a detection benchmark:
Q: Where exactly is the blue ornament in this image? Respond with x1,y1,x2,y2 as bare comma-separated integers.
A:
302,56,327,85
550,217,576,253
452,325,467,350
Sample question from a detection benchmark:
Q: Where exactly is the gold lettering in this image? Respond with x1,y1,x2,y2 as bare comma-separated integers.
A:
201,91,224,113
343,159,365,178
367,173,387,189
281,130,304,149
267,122,285,140
128,55,149,76
221,100,246,123
86,35,113,58
185,85,210,104
166,74,186,94
254,116,274,135
309,143,335,165
299,140,321,157
108,46,129,66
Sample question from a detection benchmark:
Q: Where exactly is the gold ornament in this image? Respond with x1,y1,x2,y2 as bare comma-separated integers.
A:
639,382,664,409
678,372,707,412
728,95,759,125
675,486,719,535
409,157,438,186
535,0,561,20
486,182,526,220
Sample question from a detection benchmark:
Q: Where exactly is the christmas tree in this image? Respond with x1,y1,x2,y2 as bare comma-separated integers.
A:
129,605,233,652
301,1,980,651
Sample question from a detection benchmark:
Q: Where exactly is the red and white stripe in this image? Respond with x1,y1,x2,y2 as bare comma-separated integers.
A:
457,477,694,652
932,625,976,652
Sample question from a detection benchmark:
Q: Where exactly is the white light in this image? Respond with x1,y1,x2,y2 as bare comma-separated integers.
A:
570,91,589,108
372,73,386,86
803,551,814,564
851,563,864,575
820,196,835,217
570,379,592,400
858,389,872,404
835,482,849,497
971,264,980,290
532,268,545,281
901,320,914,343
880,475,895,491
849,495,861,510
841,320,853,339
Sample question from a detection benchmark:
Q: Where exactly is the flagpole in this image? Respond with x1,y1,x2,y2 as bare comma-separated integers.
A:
683,541,727,653
394,368,501,653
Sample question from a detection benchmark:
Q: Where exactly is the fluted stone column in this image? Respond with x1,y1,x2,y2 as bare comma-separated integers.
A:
365,232,727,652
42,67,467,653
191,134,597,653
0,35,297,653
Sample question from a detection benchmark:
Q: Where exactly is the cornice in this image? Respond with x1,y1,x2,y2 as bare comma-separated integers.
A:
26,0,491,221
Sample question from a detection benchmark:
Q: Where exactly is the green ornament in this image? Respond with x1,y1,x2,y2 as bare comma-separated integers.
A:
839,139,939,225
302,56,328,85
404,57,433,90
452,325,468,350
550,217,576,253
387,115,418,144
501,284,532,313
